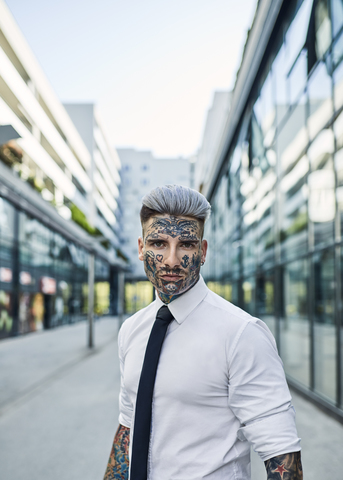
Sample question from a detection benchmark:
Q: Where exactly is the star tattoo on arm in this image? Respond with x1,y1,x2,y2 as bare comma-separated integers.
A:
103,424,130,479
265,452,303,479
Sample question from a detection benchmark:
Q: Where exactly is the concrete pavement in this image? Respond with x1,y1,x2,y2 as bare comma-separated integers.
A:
0,318,342,479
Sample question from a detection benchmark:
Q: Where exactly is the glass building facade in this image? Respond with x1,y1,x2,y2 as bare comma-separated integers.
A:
203,0,343,418
0,196,113,339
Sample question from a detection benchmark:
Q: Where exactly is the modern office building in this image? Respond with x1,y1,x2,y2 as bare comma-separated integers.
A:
199,0,343,420
0,0,125,339
117,148,190,311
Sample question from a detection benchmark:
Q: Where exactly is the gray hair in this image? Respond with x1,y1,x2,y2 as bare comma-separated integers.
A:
141,184,211,222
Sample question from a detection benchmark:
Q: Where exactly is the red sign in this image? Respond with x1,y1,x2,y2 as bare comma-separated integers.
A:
0,267,12,283
20,271,32,285
40,276,56,295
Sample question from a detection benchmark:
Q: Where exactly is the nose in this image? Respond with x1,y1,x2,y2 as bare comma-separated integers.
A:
164,245,180,269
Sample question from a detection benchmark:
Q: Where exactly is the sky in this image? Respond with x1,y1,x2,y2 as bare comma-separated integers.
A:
5,0,257,158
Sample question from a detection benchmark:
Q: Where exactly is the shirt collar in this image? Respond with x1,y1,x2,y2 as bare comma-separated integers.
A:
155,275,209,324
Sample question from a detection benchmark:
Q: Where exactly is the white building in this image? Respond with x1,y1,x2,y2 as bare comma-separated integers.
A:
0,0,124,336
195,91,232,193
117,148,190,279
63,103,122,247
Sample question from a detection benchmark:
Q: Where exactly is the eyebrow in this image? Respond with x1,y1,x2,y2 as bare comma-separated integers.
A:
145,237,167,243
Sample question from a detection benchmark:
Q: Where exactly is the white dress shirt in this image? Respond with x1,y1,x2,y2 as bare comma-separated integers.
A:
118,276,301,480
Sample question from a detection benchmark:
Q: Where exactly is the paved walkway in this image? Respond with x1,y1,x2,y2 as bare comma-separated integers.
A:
0,318,342,479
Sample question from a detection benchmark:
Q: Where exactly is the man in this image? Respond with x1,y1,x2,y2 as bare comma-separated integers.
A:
104,185,303,480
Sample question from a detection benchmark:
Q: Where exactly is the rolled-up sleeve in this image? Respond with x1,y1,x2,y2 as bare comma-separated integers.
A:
118,329,133,428
228,319,301,461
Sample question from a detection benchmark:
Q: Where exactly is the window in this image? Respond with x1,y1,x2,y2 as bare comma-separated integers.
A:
306,0,332,73
331,0,343,38
313,249,336,402
280,259,310,387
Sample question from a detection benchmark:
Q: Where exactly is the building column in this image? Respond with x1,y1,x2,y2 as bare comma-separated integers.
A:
11,207,19,336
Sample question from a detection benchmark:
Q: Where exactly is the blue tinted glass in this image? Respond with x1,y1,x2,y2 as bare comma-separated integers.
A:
331,0,343,38
284,0,313,72
280,259,310,387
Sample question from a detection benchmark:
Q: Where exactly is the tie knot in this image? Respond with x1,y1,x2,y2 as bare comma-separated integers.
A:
156,305,174,324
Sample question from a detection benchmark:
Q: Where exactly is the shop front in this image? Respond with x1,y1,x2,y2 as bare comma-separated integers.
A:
0,195,114,339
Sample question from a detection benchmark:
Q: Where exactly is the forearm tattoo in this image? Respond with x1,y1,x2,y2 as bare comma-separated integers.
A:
103,424,130,480
265,452,303,480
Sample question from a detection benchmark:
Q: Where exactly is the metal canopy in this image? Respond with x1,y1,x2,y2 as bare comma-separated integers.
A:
0,125,21,145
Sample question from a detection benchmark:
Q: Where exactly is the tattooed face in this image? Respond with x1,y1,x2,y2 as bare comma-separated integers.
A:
138,215,207,303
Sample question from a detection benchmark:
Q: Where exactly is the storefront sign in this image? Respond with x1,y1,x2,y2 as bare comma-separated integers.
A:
0,267,12,283
40,276,56,295
20,271,32,285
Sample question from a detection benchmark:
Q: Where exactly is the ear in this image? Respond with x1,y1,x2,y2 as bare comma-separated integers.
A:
201,239,208,263
138,237,144,261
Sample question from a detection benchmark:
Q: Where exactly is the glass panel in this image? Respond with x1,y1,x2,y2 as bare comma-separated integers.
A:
256,270,276,337
280,259,310,387
273,43,289,127
242,277,255,316
308,129,335,247
280,156,309,262
313,250,336,402
315,0,332,58
284,0,314,72
229,157,242,280
334,111,343,237
203,212,214,281
254,71,275,142
331,0,343,38
0,290,13,339
332,29,343,69
0,197,15,240
289,50,308,105
213,176,230,281
333,56,343,109
241,145,257,275
250,80,277,269
308,62,333,140
277,95,308,176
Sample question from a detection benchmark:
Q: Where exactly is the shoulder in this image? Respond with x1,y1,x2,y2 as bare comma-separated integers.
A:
202,287,253,326
118,300,157,345
201,286,276,346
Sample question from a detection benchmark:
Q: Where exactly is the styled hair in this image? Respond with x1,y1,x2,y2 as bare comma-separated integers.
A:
140,185,211,228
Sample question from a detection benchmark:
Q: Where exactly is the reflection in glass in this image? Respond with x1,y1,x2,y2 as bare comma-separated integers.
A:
313,250,336,402
334,110,343,238
280,259,310,387
242,277,255,316
308,62,333,140
0,290,13,339
332,29,343,69
0,197,15,240
289,50,308,105
308,129,335,247
250,84,277,269
315,0,332,59
333,57,343,110
331,0,343,38
256,271,276,336
284,0,313,73
277,97,307,175
273,43,289,127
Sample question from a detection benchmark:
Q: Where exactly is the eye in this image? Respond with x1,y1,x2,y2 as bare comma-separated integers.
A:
153,241,164,248
181,242,195,249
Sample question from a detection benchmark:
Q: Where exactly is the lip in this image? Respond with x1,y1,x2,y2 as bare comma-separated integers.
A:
160,274,183,281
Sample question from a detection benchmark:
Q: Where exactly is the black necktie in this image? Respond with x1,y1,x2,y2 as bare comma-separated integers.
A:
130,305,174,480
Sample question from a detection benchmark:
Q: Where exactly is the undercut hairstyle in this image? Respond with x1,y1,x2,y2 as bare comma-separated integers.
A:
140,184,211,237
